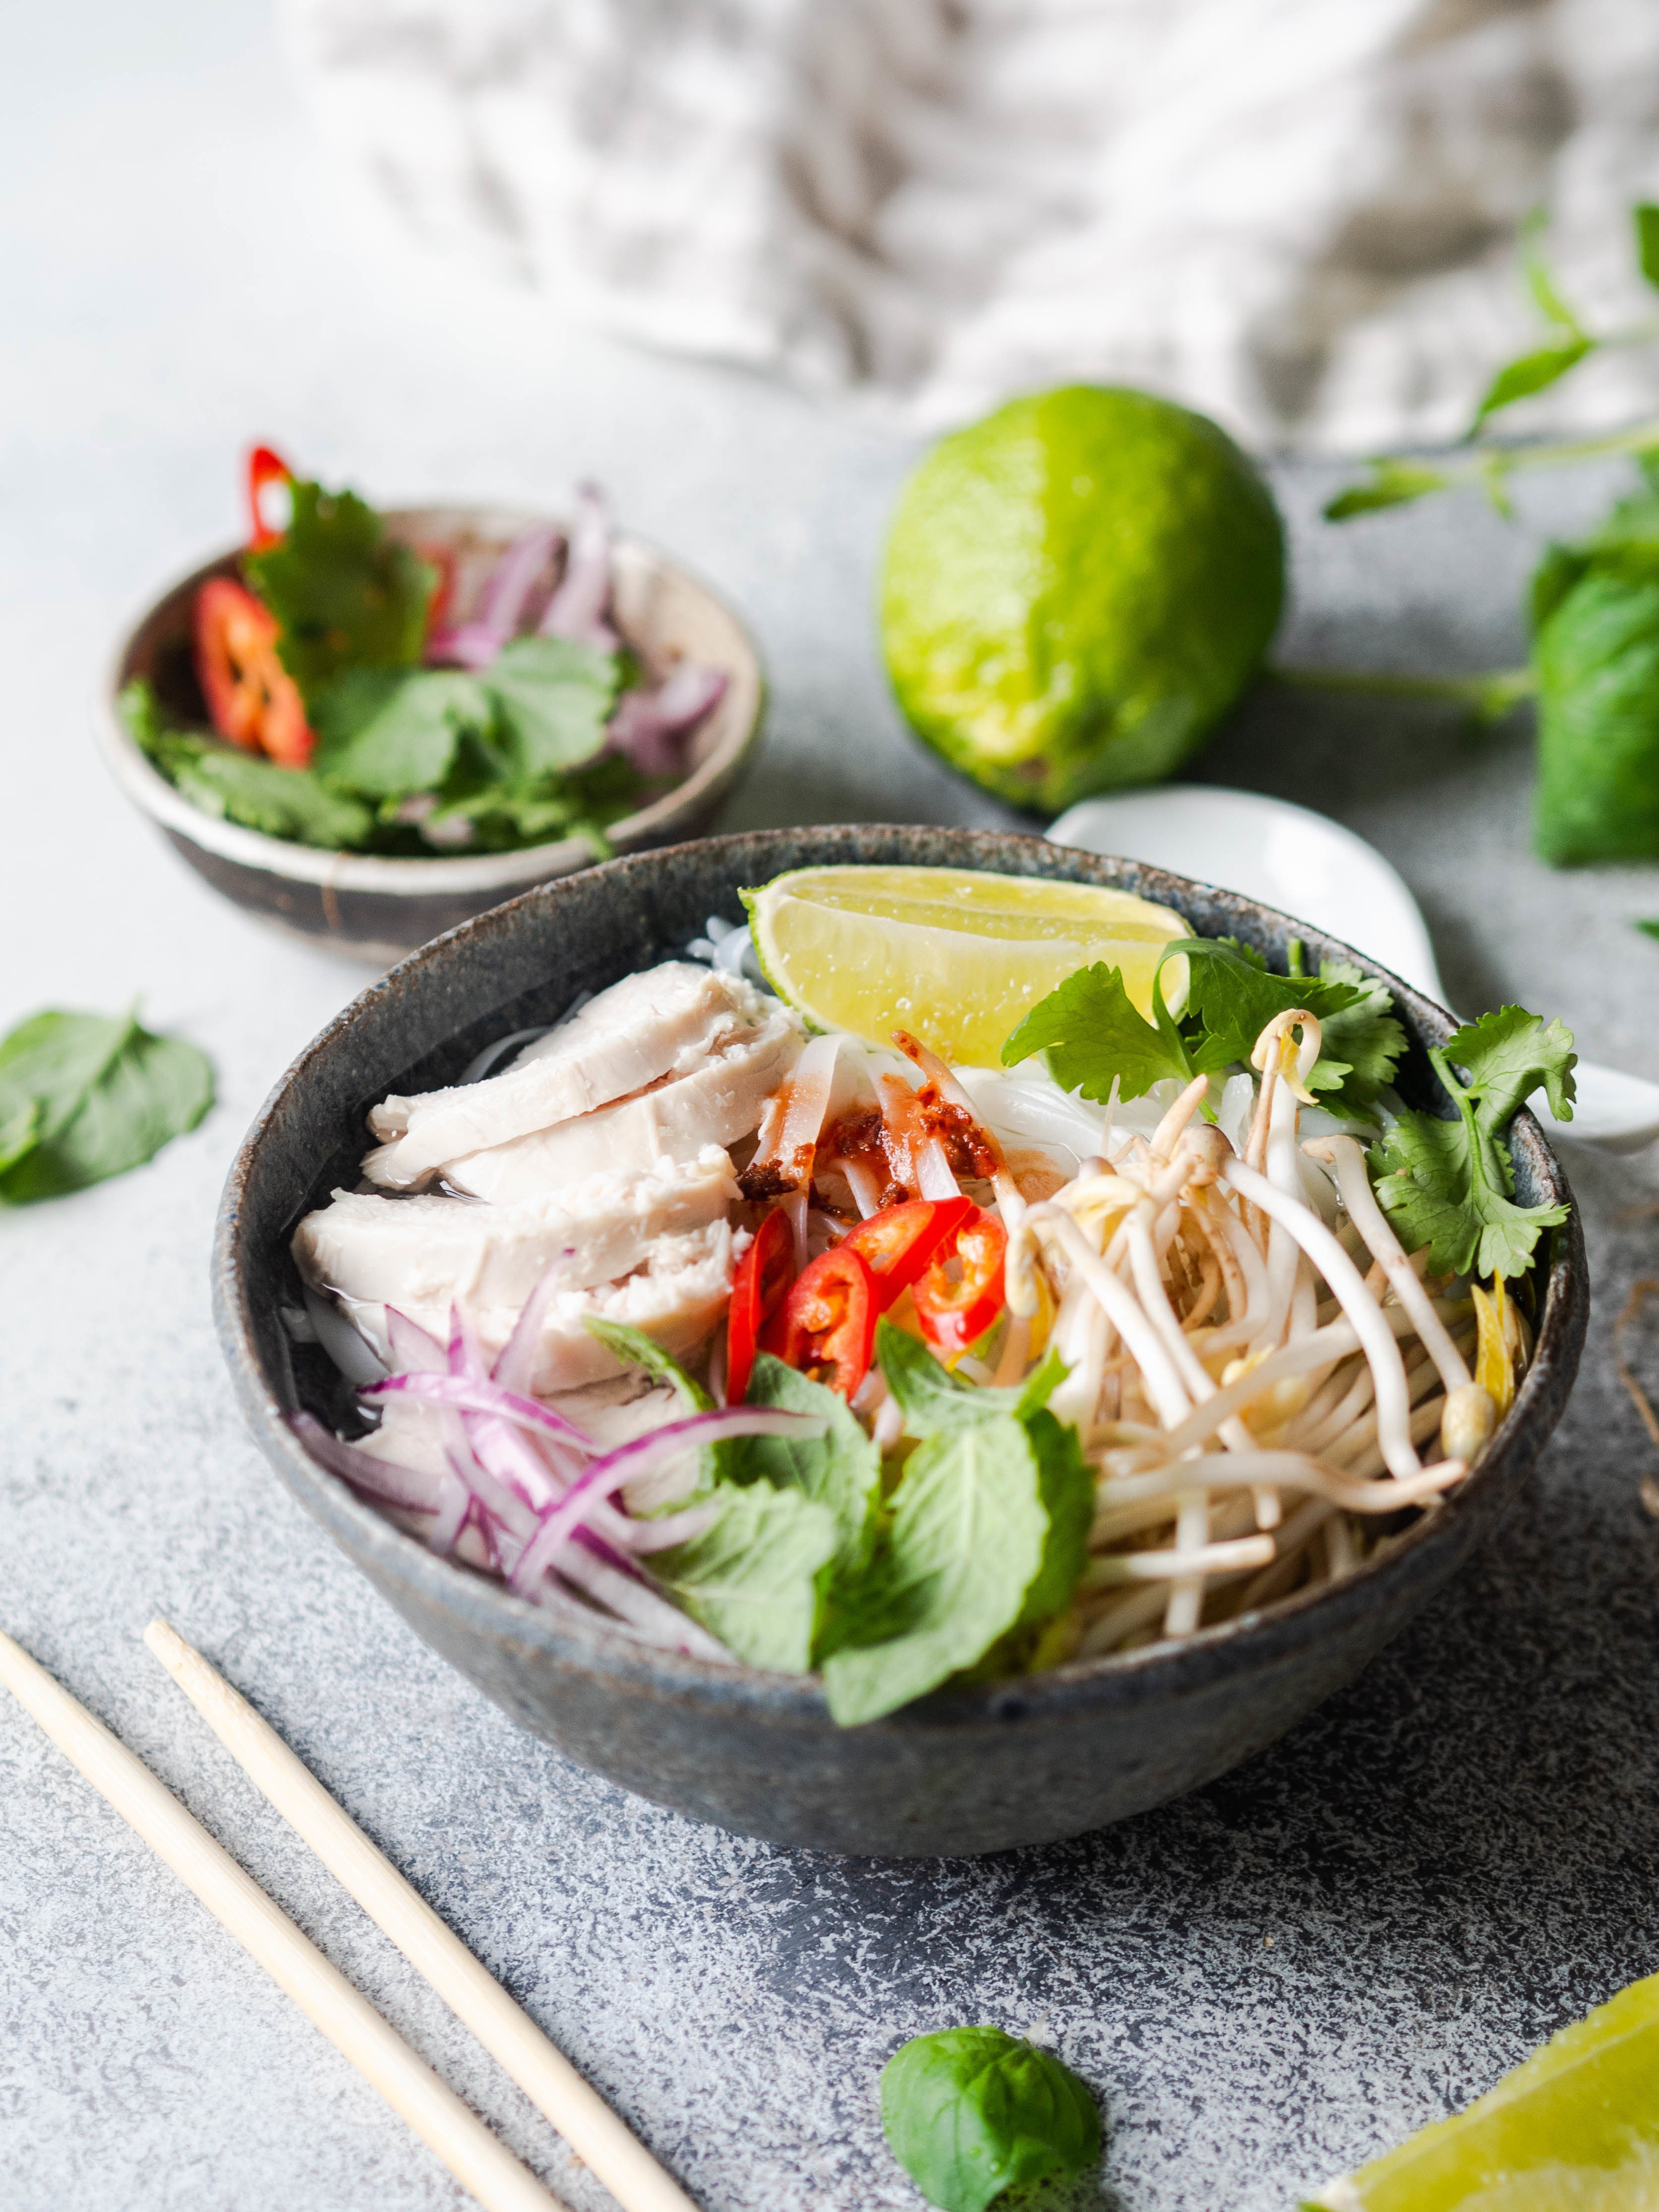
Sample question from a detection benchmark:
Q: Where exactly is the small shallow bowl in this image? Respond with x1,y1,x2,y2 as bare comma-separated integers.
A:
101,504,765,967
213,827,1587,1858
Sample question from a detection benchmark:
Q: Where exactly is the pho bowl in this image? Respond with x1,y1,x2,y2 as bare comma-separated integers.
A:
212,826,1587,1858
100,504,765,968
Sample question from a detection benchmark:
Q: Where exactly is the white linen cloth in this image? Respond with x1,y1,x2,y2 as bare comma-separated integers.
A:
284,0,1659,450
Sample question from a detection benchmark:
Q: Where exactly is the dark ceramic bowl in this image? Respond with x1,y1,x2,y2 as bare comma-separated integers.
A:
101,504,765,967
213,827,1587,1857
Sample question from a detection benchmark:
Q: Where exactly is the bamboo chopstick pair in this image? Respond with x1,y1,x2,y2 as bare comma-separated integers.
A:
0,1620,700,2212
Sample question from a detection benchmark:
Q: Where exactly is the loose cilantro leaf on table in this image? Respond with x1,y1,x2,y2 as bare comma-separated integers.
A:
244,479,433,699
880,2026,1101,2212
0,1009,213,1204
1369,1006,1576,1279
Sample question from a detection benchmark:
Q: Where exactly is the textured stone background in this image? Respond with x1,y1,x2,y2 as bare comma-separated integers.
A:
4,7,1659,2209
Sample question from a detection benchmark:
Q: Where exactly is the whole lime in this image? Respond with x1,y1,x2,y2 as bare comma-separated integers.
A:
880,385,1286,811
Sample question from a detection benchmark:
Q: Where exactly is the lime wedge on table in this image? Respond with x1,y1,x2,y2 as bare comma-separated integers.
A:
1307,1969,1659,2212
743,864,1188,1065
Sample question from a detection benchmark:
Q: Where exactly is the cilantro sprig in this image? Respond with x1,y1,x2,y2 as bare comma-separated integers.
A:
1001,935,1405,1123
1368,1007,1576,1280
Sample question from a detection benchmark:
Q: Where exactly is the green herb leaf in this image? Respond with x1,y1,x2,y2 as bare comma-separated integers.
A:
879,2027,1102,2212
1533,565,1659,864
730,1353,880,1582
172,745,376,848
1369,1006,1575,1279
1307,959,1409,1118
1324,460,1450,522
245,480,433,700
0,1010,213,1205
1520,207,1586,334
1014,1408,1093,1628
876,1320,1064,1435
1636,920,1659,943
484,637,621,778
1000,961,1192,1102
312,669,492,798
653,1480,837,1673
581,1316,712,1410
820,1416,1049,1726
1470,338,1595,430
1636,202,1659,292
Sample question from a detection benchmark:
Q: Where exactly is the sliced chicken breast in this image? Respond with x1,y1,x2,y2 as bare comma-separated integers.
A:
428,1010,803,1203
366,963,772,1189
293,1147,739,1319
340,1221,743,1395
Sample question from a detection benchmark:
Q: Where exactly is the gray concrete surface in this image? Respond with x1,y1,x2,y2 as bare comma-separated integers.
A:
3,8,1659,2208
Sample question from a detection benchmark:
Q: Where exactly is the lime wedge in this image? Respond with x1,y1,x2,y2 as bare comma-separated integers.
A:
742,864,1189,1065
1307,1971,1659,2212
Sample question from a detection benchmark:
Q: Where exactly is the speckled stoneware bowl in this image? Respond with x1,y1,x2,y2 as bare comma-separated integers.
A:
101,505,765,967
213,827,1587,1858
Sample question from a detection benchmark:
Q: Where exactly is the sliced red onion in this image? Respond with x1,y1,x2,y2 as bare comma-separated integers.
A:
428,527,562,667
427,1469,473,1556
489,1260,569,1398
289,1412,442,1514
539,483,618,650
545,1541,733,1661
608,663,727,776
509,1407,825,1595
618,1500,720,1552
385,1306,448,1375
362,1371,596,1451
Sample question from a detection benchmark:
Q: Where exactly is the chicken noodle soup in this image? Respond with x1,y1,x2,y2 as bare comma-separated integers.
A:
289,865,1570,1725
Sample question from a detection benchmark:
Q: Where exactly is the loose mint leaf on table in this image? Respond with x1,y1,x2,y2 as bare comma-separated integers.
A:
880,2026,1102,2212
312,668,492,798
0,1010,213,1204
819,1415,1050,1726
654,1480,837,1674
245,479,433,699
1369,1007,1575,1280
484,637,620,778
1000,961,1192,1102
730,1353,880,1582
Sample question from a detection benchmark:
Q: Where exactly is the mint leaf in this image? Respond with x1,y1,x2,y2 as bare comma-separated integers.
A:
312,669,491,798
1015,1408,1092,1627
654,1480,837,1673
245,479,433,700
820,1416,1049,1726
581,1316,712,1410
1324,460,1450,522
0,1011,213,1204
729,1353,880,1581
1000,961,1192,1102
1369,1006,1575,1279
879,2027,1101,2212
484,636,620,778
877,1320,1064,1435
1471,338,1595,429
1636,202,1659,292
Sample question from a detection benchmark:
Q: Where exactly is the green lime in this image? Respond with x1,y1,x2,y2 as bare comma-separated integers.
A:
1306,1968,1659,2211
880,384,1285,811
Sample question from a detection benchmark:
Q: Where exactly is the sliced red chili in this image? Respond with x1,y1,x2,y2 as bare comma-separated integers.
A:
912,1206,1008,1361
841,1196,971,1313
771,1244,878,1400
246,445,294,549
193,577,314,767
726,1208,794,1405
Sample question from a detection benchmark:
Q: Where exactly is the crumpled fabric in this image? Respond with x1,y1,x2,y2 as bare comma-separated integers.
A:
283,0,1659,450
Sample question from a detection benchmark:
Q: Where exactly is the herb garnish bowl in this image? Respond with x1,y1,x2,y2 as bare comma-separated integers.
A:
100,505,765,968
214,826,1587,1858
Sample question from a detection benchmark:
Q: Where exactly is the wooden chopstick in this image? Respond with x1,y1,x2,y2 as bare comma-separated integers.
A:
144,1618,701,2212
0,1626,568,2212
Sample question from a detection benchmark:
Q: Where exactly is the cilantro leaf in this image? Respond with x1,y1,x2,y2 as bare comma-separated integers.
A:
245,479,433,700
0,1009,213,1204
484,637,620,778
1000,962,1192,1101
169,744,376,848
728,1352,880,1583
653,1480,837,1673
1306,959,1408,1117
312,668,493,798
880,2027,1101,2212
820,1415,1050,1726
1369,1006,1575,1279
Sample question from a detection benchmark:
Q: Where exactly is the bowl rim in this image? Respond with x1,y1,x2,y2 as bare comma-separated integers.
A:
213,825,1588,1728
97,504,766,895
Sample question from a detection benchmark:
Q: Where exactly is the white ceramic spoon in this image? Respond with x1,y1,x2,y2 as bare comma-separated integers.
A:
1049,785,1659,1154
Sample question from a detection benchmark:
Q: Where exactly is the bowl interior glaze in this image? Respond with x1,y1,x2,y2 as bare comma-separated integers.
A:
213,827,1587,1856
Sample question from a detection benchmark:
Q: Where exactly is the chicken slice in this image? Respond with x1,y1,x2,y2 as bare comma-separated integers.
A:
292,1148,739,1322
366,963,772,1189
337,1221,743,1395
428,1010,803,1203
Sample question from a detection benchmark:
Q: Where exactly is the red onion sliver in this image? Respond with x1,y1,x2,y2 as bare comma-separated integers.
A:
490,1259,568,1398
362,1372,595,1451
386,1306,448,1375
428,526,562,667
539,483,618,649
608,663,727,776
289,1412,442,1514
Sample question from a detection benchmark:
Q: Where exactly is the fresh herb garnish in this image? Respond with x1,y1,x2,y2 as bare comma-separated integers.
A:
244,478,433,699
1369,1006,1576,1279
877,1321,1065,1434
879,2026,1102,2212
1001,936,1405,1121
0,1008,213,1203
654,1480,838,1673
728,1353,881,1583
